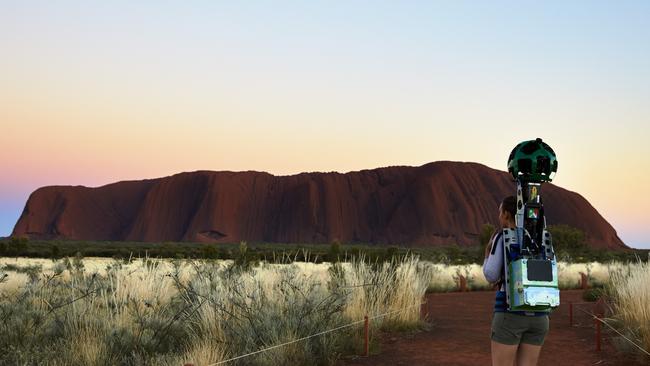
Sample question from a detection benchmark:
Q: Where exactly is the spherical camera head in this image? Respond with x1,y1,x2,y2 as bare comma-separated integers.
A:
507,138,558,182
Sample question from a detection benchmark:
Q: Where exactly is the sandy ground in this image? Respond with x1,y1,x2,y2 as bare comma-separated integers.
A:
339,290,645,366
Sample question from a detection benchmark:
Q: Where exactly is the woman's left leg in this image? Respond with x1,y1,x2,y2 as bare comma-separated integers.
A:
515,343,542,366
491,340,518,366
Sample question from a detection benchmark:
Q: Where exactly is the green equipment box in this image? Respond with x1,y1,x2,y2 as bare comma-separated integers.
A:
508,258,560,312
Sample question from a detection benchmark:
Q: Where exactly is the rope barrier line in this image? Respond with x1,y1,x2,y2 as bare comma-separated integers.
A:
208,319,366,365
338,283,379,289
576,307,650,357
206,301,426,366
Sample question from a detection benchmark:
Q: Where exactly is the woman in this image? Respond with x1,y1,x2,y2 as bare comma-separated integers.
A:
483,196,550,366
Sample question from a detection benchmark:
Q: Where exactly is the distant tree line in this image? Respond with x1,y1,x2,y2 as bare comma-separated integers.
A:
0,225,645,264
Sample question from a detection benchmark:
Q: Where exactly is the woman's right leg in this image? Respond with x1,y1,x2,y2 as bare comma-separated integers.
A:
491,341,518,366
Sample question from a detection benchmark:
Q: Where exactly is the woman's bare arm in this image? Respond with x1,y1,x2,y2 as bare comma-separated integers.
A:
483,232,503,284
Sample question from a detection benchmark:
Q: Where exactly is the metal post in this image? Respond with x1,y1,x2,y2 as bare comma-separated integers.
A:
364,315,369,357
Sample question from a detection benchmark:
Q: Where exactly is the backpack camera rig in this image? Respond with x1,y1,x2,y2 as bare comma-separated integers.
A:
502,138,560,312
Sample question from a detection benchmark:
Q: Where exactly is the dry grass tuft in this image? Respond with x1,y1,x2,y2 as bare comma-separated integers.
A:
607,260,650,360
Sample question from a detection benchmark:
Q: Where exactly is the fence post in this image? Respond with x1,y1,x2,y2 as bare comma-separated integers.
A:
569,302,573,327
420,299,428,321
458,275,468,292
595,298,606,317
595,317,601,352
580,272,589,289
364,315,369,357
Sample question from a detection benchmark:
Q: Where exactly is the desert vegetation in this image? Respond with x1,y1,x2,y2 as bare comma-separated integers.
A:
1,230,647,364
0,250,432,365
418,260,636,293
1,225,645,265
605,259,650,361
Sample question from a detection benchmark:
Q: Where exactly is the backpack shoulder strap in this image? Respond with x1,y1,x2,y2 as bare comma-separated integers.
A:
490,231,503,255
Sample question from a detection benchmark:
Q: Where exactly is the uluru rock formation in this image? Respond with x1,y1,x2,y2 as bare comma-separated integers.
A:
12,161,627,249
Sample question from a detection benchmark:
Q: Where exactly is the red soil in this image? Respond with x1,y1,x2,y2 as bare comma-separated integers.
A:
340,290,645,366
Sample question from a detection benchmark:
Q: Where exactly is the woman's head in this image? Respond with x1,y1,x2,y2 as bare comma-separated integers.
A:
499,196,517,227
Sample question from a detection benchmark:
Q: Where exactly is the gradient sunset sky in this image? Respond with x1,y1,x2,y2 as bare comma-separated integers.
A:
1,1,648,248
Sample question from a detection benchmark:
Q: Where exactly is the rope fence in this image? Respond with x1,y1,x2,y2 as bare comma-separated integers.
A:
574,306,650,357
569,299,650,358
196,300,427,366
187,296,649,366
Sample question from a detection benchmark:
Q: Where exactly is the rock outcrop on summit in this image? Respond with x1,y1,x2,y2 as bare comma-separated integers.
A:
12,161,627,249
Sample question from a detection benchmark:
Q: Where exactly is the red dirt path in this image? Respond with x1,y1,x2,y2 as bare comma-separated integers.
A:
340,290,645,366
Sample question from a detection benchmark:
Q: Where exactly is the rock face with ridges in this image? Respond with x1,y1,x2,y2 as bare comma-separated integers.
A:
12,161,627,249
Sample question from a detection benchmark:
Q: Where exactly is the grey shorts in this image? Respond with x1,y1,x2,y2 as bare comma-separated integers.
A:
491,312,549,346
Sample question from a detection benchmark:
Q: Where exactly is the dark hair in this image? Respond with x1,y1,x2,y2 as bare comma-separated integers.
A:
500,196,517,219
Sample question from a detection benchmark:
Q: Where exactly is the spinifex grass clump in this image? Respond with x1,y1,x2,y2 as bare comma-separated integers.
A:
607,259,650,361
0,253,431,365
176,261,348,365
0,256,190,365
330,253,432,332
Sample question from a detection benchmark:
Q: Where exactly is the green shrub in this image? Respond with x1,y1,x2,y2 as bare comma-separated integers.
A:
6,237,29,257
548,225,587,254
50,245,61,259
328,240,342,263
477,223,496,262
582,287,605,302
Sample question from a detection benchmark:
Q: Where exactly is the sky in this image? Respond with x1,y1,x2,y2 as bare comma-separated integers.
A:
1,1,648,248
